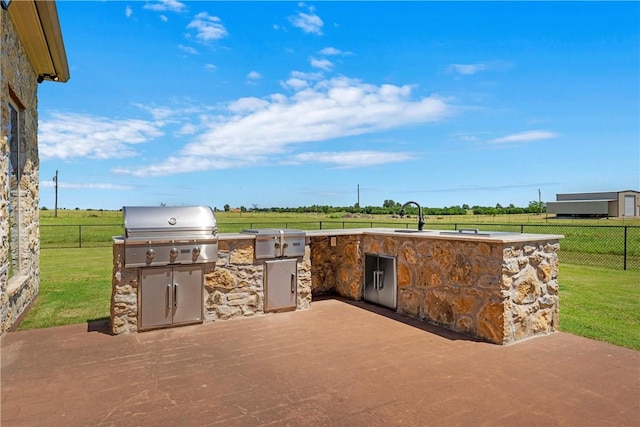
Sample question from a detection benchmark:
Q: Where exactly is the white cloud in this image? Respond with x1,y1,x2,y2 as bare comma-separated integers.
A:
310,57,333,71
247,71,262,80
280,71,322,91
228,97,269,114
40,181,134,191
132,103,173,121
125,6,133,18
116,76,451,177
290,151,412,168
187,12,228,42
159,15,168,22
490,130,558,144
282,78,309,91
178,44,198,55
39,112,164,160
318,47,340,55
289,6,323,35
175,123,198,136
204,63,217,72
448,63,487,75
143,0,185,13
447,61,513,76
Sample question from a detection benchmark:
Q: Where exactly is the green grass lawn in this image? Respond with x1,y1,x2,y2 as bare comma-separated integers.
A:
18,247,113,330
19,245,640,350
558,264,639,350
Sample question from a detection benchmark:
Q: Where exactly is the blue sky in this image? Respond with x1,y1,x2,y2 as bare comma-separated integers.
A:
37,1,639,211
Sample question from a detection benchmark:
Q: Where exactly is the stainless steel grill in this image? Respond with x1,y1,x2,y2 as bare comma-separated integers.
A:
240,228,306,313
123,206,218,268
240,228,306,259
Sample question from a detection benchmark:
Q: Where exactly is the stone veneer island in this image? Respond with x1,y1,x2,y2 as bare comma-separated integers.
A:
111,228,562,345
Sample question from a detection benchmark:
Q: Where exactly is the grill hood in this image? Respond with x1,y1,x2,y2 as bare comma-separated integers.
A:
122,206,218,268
123,206,217,242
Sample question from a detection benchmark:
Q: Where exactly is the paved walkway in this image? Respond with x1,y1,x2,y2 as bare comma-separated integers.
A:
2,298,639,426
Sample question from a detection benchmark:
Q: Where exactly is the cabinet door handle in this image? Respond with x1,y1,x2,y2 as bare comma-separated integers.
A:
374,270,384,291
167,284,172,310
174,283,179,307
291,273,296,293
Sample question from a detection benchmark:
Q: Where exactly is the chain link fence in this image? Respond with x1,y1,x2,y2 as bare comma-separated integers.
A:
41,222,639,271
40,224,124,249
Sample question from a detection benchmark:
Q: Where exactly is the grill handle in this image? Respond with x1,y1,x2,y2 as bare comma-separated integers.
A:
279,229,285,257
167,284,172,310
291,273,296,294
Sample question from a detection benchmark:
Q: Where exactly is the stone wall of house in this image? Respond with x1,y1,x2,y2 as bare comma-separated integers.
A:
0,10,41,334
111,238,312,334
309,233,559,345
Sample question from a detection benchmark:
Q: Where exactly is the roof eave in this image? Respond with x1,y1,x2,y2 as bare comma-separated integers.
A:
8,0,70,83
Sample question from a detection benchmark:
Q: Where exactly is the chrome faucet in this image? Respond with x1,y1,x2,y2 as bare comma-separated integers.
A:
399,201,425,231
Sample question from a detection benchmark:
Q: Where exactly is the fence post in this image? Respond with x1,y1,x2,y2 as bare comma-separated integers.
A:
520,224,524,233
624,226,628,271
79,225,82,248
319,221,323,230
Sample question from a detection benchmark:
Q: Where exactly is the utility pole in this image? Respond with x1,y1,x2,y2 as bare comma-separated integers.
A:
357,184,360,209
538,188,541,215
53,169,58,218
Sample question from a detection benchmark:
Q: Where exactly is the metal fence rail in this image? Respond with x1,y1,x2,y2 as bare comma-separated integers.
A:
40,222,640,271
40,224,124,249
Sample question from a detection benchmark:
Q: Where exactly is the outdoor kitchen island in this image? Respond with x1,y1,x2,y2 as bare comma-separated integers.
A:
110,228,563,345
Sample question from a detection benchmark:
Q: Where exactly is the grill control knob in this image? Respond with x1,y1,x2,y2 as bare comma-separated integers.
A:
146,249,156,260
192,246,201,257
170,247,179,257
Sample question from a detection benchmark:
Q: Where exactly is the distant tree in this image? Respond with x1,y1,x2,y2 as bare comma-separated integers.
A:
462,204,469,210
383,199,396,208
251,203,258,211
224,204,230,212
240,206,247,212
528,200,546,214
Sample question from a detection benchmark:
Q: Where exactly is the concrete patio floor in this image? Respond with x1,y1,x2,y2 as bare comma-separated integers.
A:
2,298,639,426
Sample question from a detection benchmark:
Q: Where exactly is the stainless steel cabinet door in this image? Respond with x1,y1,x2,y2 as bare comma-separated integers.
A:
140,267,173,329
172,265,203,324
377,255,397,310
265,259,297,312
364,254,379,304
364,254,397,310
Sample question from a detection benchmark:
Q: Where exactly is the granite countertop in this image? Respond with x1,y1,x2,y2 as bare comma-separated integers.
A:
114,228,563,244
218,233,256,241
220,228,564,243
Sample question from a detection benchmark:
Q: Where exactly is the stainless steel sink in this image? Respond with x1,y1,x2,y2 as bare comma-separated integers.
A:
439,229,520,237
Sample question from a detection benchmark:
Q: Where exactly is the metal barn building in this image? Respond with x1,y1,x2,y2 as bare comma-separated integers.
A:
546,191,640,218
